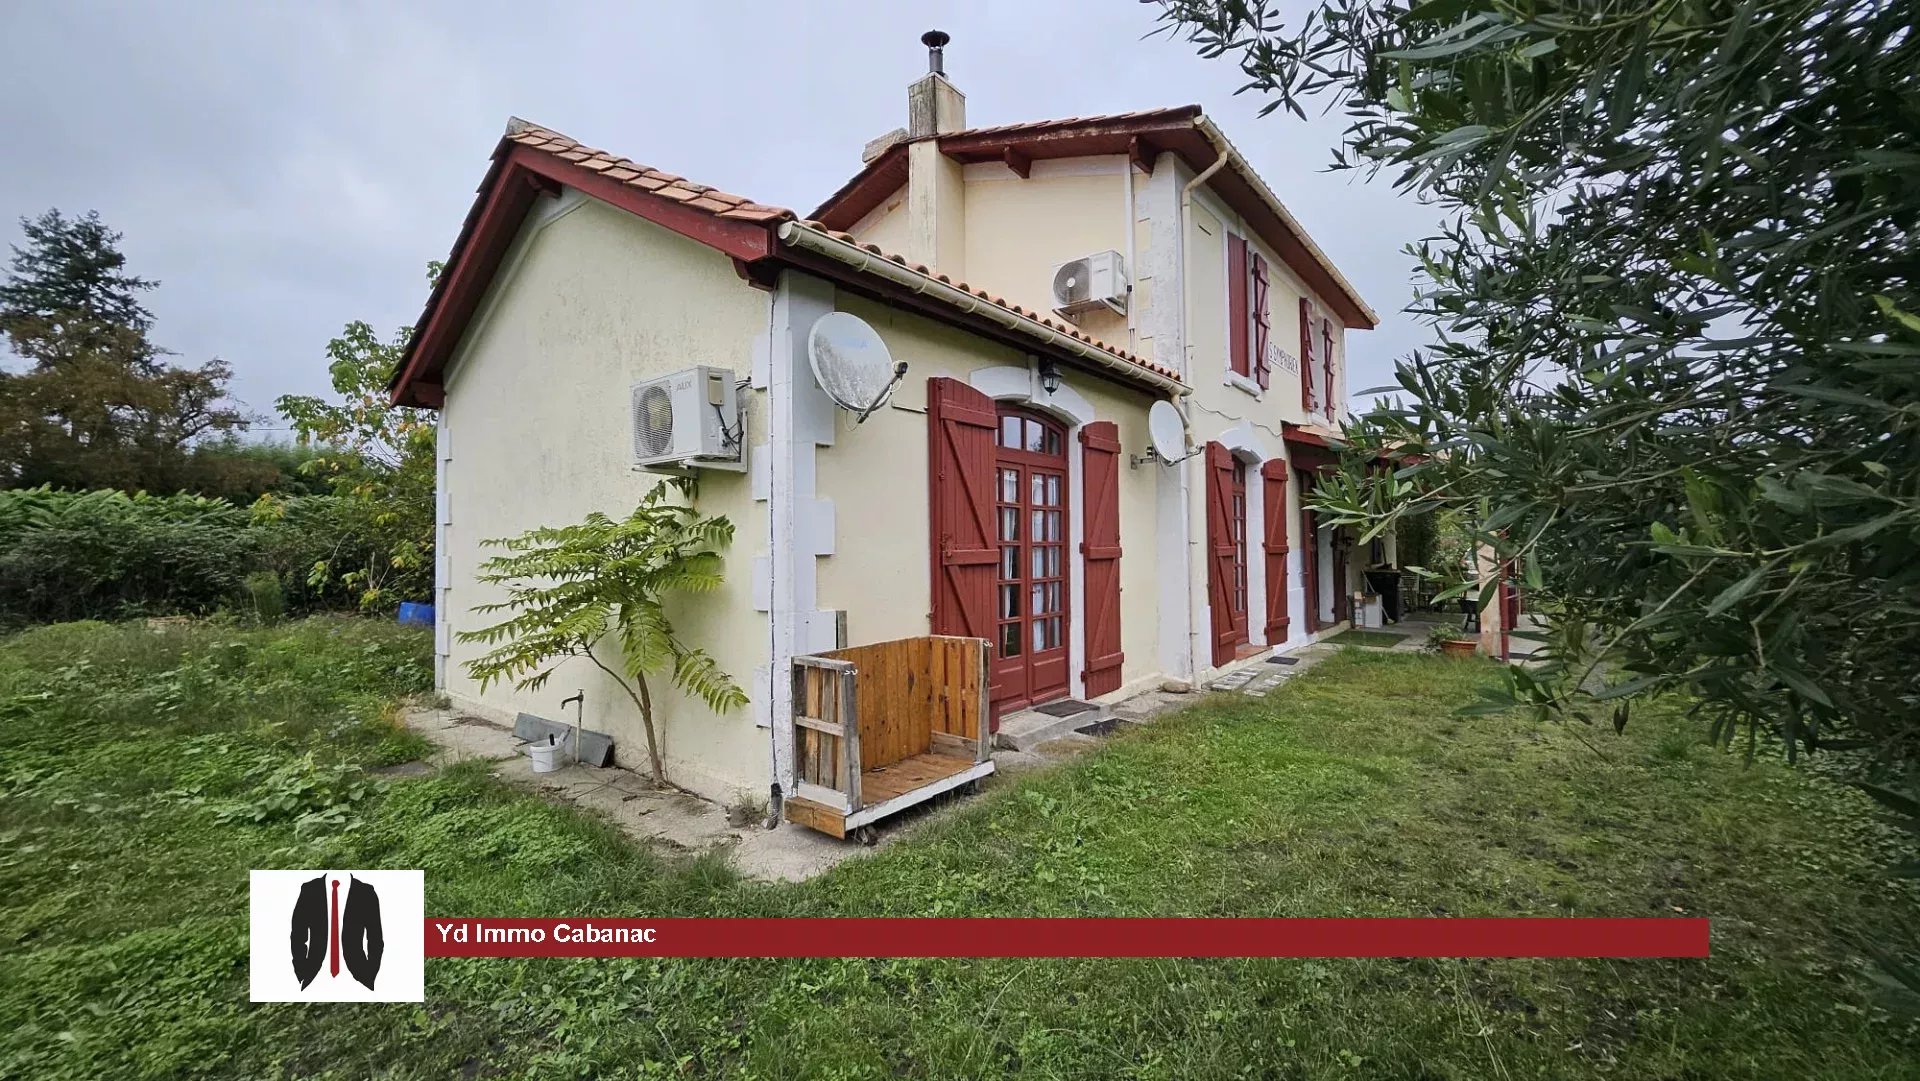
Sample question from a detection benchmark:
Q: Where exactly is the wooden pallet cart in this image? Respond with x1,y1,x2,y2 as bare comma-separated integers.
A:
783,635,994,842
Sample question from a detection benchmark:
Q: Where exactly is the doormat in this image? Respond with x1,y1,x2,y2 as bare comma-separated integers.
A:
1074,718,1121,737
1034,699,1097,718
1267,656,1300,666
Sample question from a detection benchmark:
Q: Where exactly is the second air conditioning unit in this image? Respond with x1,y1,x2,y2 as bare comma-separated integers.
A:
1051,250,1128,317
630,366,745,472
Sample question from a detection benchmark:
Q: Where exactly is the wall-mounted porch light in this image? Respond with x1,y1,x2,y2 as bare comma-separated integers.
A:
1038,358,1061,396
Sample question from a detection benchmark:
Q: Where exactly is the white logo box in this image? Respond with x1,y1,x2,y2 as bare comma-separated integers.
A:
249,869,424,1002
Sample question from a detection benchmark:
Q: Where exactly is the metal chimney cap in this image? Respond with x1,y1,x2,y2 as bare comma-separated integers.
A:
921,30,950,75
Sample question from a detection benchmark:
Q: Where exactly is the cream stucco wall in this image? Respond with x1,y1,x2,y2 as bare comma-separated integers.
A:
960,159,1130,345
438,195,770,804
1183,186,1350,433
814,291,1166,702
1177,174,1373,667
851,188,911,255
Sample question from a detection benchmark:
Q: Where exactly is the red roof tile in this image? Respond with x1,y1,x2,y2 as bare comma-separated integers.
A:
397,119,1186,397
939,105,1203,142
501,121,792,223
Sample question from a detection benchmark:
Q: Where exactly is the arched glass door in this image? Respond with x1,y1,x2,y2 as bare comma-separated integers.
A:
992,405,1071,713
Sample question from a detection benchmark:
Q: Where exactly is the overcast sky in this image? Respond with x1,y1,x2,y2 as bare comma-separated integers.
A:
0,1,1439,430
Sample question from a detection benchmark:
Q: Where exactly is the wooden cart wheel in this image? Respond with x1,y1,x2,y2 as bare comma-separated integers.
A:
853,825,879,846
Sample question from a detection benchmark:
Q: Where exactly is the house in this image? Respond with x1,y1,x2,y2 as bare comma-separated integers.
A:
389,35,1388,818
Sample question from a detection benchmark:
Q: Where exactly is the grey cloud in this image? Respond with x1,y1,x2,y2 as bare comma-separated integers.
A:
0,1,1437,424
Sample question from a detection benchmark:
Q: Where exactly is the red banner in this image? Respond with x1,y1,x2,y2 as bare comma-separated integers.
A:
424,918,1708,958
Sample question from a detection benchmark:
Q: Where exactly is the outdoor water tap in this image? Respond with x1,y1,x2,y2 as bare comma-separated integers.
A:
560,690,584,764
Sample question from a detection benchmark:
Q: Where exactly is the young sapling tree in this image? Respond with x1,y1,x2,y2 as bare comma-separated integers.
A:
459,477,746,785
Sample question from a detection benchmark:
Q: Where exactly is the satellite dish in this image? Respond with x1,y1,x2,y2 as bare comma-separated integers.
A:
809,313,904,418
1147,400,1189,463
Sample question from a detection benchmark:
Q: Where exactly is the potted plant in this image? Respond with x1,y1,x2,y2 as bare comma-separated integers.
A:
1429,624,1479,658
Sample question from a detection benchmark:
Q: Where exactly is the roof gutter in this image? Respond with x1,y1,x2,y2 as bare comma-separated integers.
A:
776,222,1188,398
1191,117,1380,329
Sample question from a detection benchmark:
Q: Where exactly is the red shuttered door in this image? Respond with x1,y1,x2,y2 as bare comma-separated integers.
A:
1079,421,1123,698
1205,441,1248,668
1260,460,1291,643
927,378,1000,701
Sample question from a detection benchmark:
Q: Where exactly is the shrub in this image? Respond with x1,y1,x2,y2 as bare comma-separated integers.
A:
0,486,411,625
0,487,255,623
241,570,284,624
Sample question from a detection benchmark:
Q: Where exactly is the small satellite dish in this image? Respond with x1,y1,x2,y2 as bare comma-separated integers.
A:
809,313,904,419
1147,400,1189,463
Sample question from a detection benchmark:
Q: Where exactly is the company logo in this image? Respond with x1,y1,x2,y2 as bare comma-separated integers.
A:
249,869,423,1002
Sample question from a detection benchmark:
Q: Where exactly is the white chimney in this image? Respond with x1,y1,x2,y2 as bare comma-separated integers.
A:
906,30,966,138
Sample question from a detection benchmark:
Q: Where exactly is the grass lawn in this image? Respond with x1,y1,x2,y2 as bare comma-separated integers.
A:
2,618,1916,1080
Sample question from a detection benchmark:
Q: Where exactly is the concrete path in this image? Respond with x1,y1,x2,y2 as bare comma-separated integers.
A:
398,628,1434,881
1206,617,1444,696
401,705,866,882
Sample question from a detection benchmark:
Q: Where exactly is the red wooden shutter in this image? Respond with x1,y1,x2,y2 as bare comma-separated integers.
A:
1260,460,1290,643
1298,298,1316,413
1079,421,1123,698
1204,441,1240,668
927,378,999,656
1251,253,1271,390
1227,234,1250,377
1322,317,1337,421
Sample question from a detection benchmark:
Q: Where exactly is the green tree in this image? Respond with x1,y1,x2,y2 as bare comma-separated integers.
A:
458,479,747,786
272,316,434,610
0,209,248,492
0,317,247,492
1155,5,1917,797
1,209,159,367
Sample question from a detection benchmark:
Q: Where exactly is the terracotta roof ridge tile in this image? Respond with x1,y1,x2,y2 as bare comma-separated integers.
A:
938,104,1203,141
501,118,796,225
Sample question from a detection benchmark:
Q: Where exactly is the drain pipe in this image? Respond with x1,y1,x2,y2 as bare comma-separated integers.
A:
1122,155,1138,353
1170,149,1229,683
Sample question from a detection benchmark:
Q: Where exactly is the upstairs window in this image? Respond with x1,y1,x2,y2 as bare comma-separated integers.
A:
1226,234,1272,389
1321,316,1337,421
1227,234,1250,378
1250,253,1271,390
1299,298,1319,415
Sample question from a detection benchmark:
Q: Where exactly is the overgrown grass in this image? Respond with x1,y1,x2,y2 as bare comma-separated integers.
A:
1,622,1915,1079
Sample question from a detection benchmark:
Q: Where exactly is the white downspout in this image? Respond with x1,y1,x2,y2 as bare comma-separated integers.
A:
1173,149,1229,681
1122,158,1137,353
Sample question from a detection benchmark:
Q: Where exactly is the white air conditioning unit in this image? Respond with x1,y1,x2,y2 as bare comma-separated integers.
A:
1051,250,1128,317
629,366,744,472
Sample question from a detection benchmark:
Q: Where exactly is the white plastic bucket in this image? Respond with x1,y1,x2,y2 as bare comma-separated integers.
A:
527,734,568,773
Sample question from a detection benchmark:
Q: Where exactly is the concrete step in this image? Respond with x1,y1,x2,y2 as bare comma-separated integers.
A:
994,702,1111,751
